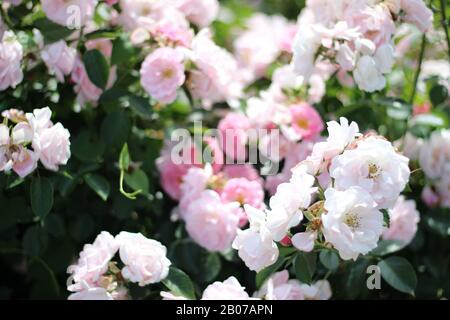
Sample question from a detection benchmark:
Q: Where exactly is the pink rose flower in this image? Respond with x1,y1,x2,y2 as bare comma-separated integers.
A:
179,165,213,215
67,231,119,292
0,31,23,91
222,164,263,185
254,270,304,300
41,40,77,82
221,178,264,209
218,113,251,161
201,276,251,300
177,0,219,27
116,232,171,286
289,103,324,140
382,196,420,245
185,190,240,252
68,287,114,300
140,47,186,104
33,123,71,171
41,0,98,28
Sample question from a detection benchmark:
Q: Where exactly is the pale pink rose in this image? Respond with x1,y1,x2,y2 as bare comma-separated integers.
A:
188,29,243,108
289,103,324,140
11,122,33,145
25,107,53,133
0,31,23,91
0,124,10,146
41,0,98,28
401,0,433,32
140,47,185,104
70,58,101,105
151,21,194,47
218,113,251,161
421,185,439,208
299,280,332,300
67,231,119,292
11,147,38,178
291,231,317,252
222,164,263,185
347,4,395,46
85,38,113,58
68,287,114,300
41,40,77,82
279,24,298,53
179,165,213,216
177,0,219,27
33,123,71,171
116,232,171,286
382,196,420,244
221,178,264,209
185,190,240,252
202,276,251,300
255,270,304,300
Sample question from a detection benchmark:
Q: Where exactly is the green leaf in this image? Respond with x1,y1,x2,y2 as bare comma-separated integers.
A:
83,49,110,90
100,111,131,147
119,143,130,171
378,256,417,295
127,95,153,119
162,267,196,300
124,169,149,195
85,29,118,40
43,214,65,238
22,226,48,256
72,130,105,163
84,173,110,201
370,240,406,256
411,111,448,128
319,250,339,271
293,252,316,285
255,256,286,288
111,35,136,66
34,18,74,44
429,84,448,106
30,177,54,220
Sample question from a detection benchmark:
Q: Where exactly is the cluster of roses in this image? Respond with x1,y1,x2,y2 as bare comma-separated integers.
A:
233,117,419,272
68,230,332,300
291,0,433,92
402,129,450,209
162,271,331,301
67,231,171,300
0,107,71,178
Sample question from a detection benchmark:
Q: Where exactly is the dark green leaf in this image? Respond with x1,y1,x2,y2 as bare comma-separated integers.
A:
83,49,110,90
100,111,131,147
34,18,74,44
124,169,149,194
84,173,110,201
429,84,448,106
23,226,48,256
119,143,130,171
111,35,136,66
293,252,316,285
319,250,339,271
256,256,286,288
127,95,153,119
378,256,417,295
370,240,406,256
30,177,54,220
162,267,196,300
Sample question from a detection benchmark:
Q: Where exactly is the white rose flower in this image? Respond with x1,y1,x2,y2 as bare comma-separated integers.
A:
322,187,384,260
267,167,316,241
330,136,410,209
299,280,332,300
374,44,395,74
353,55,386,92
116,232,171,286
201,276,251,300
232,205,279,272
419,129,450,180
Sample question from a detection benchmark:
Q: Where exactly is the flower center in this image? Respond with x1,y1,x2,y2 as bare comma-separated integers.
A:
296,118,309,129
161,68,174,79
368,162,381,178
344,212,360,231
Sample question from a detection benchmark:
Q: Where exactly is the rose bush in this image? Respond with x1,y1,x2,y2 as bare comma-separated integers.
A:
0,0,449,300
